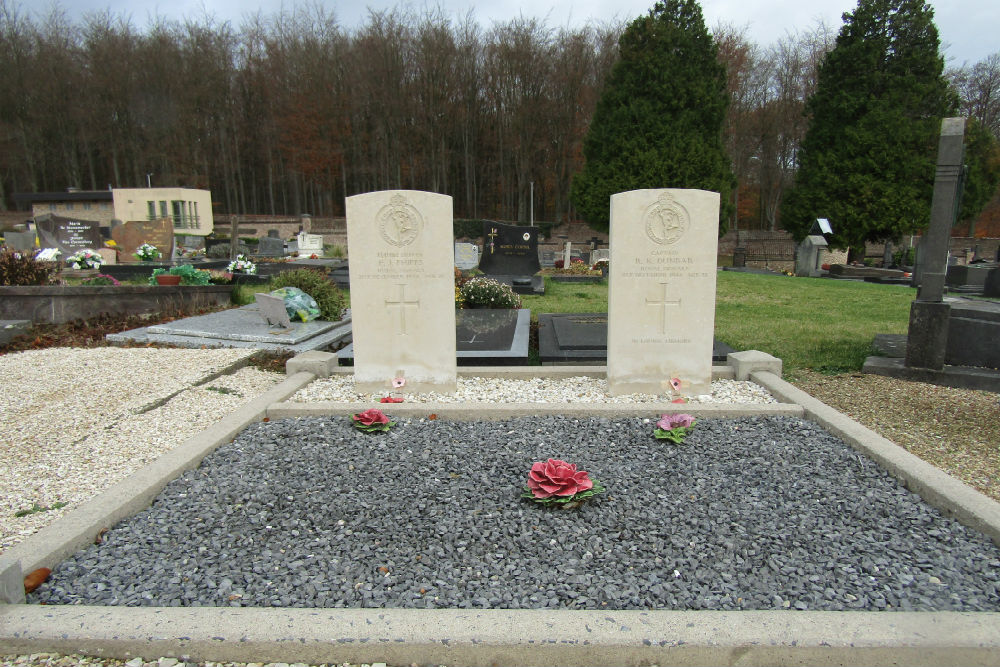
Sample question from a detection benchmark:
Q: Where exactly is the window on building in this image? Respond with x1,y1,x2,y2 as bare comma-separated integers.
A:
65,203,74,210
159,201,167,219
82,203,92,210
147,201,155,220
171,200,183,228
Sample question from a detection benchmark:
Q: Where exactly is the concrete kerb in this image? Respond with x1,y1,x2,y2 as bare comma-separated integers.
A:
3,354,1000,664
751,370,1000,547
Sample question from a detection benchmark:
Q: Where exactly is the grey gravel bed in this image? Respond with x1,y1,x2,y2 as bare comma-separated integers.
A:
31,415,1000,612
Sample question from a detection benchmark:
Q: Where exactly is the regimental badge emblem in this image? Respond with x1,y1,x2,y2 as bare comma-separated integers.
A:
643,192,689,245
377,194,423,247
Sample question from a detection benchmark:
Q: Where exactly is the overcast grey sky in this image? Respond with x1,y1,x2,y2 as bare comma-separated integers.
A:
44,0,999,66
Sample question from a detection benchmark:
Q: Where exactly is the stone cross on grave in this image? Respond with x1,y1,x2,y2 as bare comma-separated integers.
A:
487,227,498,254
385,283,420,335
646,282,681,335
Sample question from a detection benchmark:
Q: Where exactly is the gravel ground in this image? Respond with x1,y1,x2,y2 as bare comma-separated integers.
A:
30,415,1000,612
0,348,283,553
790,370,1000,503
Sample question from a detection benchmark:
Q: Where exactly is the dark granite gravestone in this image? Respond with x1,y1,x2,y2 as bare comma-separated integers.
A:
3,230,37,251
337,308,530,365
538,313,735,365
946,263,996,294
35,214,102,255
111,218,175,263
478,222,544,295
257,236,285,257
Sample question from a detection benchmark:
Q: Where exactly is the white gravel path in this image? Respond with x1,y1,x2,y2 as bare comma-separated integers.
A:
0,347,283,554
292,375,777,404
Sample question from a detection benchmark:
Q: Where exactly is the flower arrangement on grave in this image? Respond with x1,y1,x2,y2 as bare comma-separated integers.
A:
34,248,61,263
227,254,257,274
149,264,211,286
82,273,121,286
522,458,604,507
653,413,697,443
134,243,161,261
544,257,602,276
351,408,395,433
65,249,104,270
459,276,521,309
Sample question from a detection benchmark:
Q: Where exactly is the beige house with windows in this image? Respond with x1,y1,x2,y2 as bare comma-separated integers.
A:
14,187,214,235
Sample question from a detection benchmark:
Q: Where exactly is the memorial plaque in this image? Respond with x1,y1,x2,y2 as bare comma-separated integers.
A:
346,190,457,393
111,218,175,263
35,214,102,255
607,189,719,396
298,232,324,256
257,236,285,257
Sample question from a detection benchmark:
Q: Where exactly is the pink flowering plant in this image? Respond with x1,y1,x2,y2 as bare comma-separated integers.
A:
653,413,697,443
522,458,605,506
351,408,395,433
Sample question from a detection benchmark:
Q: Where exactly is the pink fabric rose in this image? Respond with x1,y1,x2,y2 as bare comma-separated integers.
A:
527,459,594,499
354,408,389,426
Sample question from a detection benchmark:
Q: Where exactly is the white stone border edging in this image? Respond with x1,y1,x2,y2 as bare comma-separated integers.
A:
751,370,1000,547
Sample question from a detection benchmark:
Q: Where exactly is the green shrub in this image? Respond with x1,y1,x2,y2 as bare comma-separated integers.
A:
459,276,522,309
148,264,211,285
268,268,347,320
0,248,56,286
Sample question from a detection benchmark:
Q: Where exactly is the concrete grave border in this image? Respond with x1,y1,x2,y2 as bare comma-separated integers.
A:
1,352,999,666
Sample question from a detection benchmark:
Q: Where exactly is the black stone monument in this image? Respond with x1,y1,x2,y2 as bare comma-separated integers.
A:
34,214,103,255
478,221,544,295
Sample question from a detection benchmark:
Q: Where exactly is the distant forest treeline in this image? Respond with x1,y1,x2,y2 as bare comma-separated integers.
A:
1,2,997,228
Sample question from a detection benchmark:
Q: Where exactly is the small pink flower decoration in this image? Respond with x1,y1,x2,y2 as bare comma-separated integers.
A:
670,377,682,391
392,377,406,389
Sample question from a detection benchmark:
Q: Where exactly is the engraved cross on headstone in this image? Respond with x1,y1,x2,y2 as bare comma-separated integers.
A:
646,282,681,335
487,228,498,254
385,283,420,335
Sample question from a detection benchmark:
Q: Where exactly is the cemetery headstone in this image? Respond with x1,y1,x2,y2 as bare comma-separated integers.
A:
257,236,285,257
477,221,544,295
563,242,572,268
795,235,828,277
254,292,292,328
96,248,117,265
35,214,102,256
454,242,480,270
607,188,720,396
298,232,324,257
3,230,37,252
111,218,175,263
346,190,457,393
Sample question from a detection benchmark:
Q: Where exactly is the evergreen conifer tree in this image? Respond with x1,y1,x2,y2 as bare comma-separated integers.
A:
570,0,734,233
780,0,957,255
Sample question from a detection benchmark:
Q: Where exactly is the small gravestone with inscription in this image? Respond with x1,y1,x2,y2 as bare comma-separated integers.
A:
257,236,285,257
346,190,457,393
607,189,719,396
454,242,480,270
35,214,103,256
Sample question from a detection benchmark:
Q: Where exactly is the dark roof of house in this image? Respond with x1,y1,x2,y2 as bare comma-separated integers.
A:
12,191,114,203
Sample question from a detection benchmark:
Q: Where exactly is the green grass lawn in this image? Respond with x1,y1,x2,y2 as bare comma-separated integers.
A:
520,273,915,374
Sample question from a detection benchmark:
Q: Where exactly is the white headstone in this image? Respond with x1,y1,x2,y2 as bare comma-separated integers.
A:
607,189,719,396
297,232,324,256
346,190,457,393
454,242,479,270
563,242,572,267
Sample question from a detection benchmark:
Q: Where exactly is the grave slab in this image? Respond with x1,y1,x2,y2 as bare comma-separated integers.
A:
338,308,530,366
538,313,734,365
145,304,335,344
